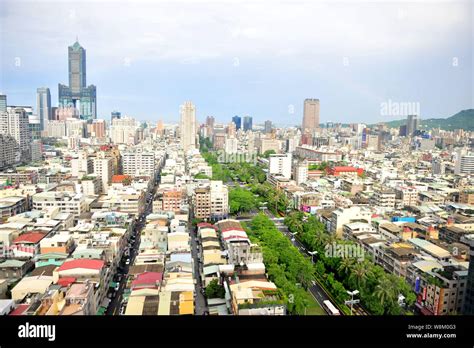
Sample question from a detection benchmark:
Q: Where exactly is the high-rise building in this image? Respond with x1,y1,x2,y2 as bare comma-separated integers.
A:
110,117,138,145
51,107,58,121
264,120,273,134
205,116,215,137
232,115,241,130
302,98,320,134
58,40,97,120
243,116,253,131
227,122,236,137
455,154,474,175
180,101,197,151
406,115,419,137
0,95,7,113
0,134,17,169
36,87,51,131
0,107,31,163
87,119,106,139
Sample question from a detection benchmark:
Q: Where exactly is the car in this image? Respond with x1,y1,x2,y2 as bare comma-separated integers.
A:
125,259,130,265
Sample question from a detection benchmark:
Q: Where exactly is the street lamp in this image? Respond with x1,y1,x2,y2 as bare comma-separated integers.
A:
308,251,318,264
290,231,298,242
345,289,360,316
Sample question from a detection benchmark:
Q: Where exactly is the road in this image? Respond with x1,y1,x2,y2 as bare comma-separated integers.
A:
189,223,208,315
263,209,369,316
105,187,154,315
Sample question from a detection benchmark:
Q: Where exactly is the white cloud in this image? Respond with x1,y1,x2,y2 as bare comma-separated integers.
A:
1,0,470,70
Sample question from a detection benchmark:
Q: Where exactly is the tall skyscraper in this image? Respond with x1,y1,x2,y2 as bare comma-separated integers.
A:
58,40,97,120
302,98,320,134
0,95,6,113
0,107,32,162
232,115,242,130
36,87,51,131
205,116,215,137
264,120,273,134
243,116,253,131
180,101,197,151
406,114,419,136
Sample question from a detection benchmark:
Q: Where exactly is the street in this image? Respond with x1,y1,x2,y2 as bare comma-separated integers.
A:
105,186,153,315
189,224,208,315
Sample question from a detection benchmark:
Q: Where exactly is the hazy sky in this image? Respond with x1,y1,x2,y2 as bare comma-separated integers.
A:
0,0,472,125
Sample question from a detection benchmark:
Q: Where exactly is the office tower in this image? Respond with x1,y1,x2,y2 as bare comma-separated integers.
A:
243,116,253,131
232,115,242,130
0,95,6,113
51,107,58,121
205,116,215,137
0,107,32,162
264,120,273,134
36,87,51,131
180,101,197,151
28,114,41,140
406,115,419,136
111,111,121,120
462,234,474,314
58,40,97,120
302,98,320,134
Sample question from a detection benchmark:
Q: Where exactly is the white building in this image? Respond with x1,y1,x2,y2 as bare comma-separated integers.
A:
330,206,372,237
0,108,31,162
293,161,308,185
269,153,292,179
32,191,87,217
121,150,156,177
180,101,197,152
110,117,138,145
224,137,238,154
93,156,114,193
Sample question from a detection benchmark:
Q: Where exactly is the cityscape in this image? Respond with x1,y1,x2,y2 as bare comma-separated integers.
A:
0,1,473,342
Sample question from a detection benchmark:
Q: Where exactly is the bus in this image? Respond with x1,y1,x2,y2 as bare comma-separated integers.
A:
322,300,341,316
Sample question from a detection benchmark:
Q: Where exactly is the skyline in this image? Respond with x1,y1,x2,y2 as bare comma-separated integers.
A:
0,0,472,124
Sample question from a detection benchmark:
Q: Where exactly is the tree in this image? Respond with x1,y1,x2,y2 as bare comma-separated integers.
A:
348,261,371,290
262,150,276,158
374,277,395,310
229,187,257,214
205,279,225,299
338,257,355,278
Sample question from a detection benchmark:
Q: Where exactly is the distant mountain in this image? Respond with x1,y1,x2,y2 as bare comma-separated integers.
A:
376,109,474,131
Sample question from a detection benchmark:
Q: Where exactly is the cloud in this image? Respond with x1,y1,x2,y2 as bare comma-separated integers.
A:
1,0,470,70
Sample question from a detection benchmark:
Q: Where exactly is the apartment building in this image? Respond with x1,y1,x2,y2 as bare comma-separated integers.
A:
32,191,87,217
330,206,372,237
121,150,156,177
193,181,229,220
268,153,292,179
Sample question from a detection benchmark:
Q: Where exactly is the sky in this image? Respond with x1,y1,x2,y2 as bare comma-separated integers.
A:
0,0,472,125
